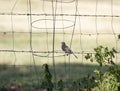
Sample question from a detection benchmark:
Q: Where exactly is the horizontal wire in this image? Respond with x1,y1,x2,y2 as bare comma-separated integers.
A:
0,49,119,54
0,31,120,35
0,13,120,17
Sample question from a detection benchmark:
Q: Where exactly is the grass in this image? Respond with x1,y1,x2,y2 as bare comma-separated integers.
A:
0,63,109,88
0,31,120,65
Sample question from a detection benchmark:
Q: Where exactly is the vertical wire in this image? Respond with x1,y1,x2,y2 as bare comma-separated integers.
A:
95,0,99,47
69,0,78,48
60,0,66,75
78,10,83,63
111,0,118,62
61,0,65,41
11,0,18,67
77,6,85,77
10,0,18,81
60,0,67,88
42,0,50,63
27,0,34,86
69,0,78,80
28,0,40,87
51,0,57,89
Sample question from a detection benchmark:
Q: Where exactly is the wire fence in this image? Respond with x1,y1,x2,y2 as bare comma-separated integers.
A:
0,0,120,60
0,0,120,89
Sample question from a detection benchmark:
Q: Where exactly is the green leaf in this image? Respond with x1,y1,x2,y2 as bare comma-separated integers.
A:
90,58,93,62
110,51,115,58
85,53,92,60
112,48,117,53
104,47,108,53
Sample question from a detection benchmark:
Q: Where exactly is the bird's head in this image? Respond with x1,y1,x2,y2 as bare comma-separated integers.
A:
61,42,66,45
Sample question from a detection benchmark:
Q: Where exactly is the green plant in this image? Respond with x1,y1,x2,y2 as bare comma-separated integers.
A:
57,79,64,91
85,46,120,91
79,74,96,91
42,64,53,91
85,46,116,66
0,85,8,91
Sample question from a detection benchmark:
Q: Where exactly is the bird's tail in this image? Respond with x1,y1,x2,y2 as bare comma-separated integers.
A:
73,53,78,59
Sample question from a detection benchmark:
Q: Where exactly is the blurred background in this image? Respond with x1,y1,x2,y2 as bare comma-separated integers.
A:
0,0,120,65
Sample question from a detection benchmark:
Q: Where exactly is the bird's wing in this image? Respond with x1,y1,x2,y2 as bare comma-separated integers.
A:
65,46,78,59
64,46,72,54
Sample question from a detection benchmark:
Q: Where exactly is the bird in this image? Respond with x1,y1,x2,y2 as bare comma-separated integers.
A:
61,42,78,59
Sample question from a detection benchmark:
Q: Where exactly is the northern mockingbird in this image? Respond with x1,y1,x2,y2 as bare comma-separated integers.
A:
61,42,78,59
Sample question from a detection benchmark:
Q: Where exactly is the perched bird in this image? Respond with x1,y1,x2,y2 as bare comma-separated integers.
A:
61,42,78,59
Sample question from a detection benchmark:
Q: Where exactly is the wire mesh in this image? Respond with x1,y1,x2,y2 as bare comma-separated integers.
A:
0,0,120,89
